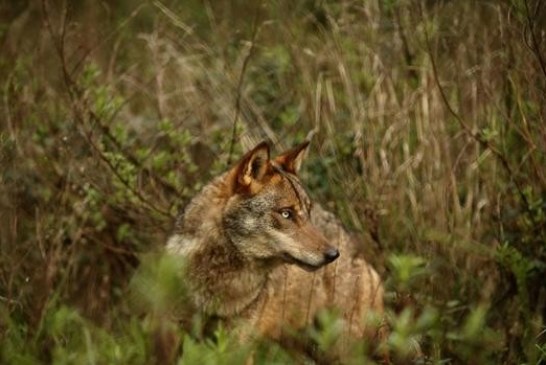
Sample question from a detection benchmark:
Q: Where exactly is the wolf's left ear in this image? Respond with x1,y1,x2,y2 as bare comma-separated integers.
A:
236,141,270,188
274,141,310,174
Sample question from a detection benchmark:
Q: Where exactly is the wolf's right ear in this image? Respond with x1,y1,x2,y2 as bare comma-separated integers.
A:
274,140,310,174
233,141,270,191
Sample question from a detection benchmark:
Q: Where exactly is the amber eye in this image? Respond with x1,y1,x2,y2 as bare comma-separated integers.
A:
280,209,293,219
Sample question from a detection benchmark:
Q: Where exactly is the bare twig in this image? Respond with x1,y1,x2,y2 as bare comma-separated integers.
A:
82,126,172,218
523,0,546,80
227,10,261,165
41,0,74,97
71,4,148,77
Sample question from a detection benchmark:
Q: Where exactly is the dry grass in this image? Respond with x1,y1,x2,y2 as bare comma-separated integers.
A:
1,0,545,364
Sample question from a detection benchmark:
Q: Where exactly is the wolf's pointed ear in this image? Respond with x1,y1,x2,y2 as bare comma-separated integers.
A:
235,141,270,189
274,141,310,174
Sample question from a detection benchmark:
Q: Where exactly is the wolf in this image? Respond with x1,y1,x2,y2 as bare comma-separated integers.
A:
166,141,385,360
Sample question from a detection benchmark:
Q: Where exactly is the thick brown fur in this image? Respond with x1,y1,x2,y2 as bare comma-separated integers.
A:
166,141,385,360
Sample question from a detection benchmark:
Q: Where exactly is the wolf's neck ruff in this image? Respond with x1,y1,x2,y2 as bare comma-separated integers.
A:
167,173,275,318
186,238,271,317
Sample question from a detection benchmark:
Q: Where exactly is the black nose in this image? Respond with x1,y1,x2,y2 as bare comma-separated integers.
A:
324,248,340,263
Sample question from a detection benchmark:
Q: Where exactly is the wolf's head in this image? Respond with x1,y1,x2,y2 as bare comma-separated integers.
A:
222,141,339,271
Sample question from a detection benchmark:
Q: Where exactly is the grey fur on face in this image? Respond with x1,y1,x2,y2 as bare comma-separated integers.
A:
223,190,277,240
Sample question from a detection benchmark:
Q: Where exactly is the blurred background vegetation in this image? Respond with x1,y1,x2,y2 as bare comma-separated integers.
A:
1,0,545,363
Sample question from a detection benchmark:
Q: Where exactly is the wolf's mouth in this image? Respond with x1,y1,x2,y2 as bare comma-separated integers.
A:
281,252,323,272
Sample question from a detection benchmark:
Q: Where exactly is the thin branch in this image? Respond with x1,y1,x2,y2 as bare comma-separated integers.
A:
41,0,73,97
82,127,172,218
227,10,261,165
523,0,546,80
70,4,148,77
41,0,174,219
419,3,532,213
